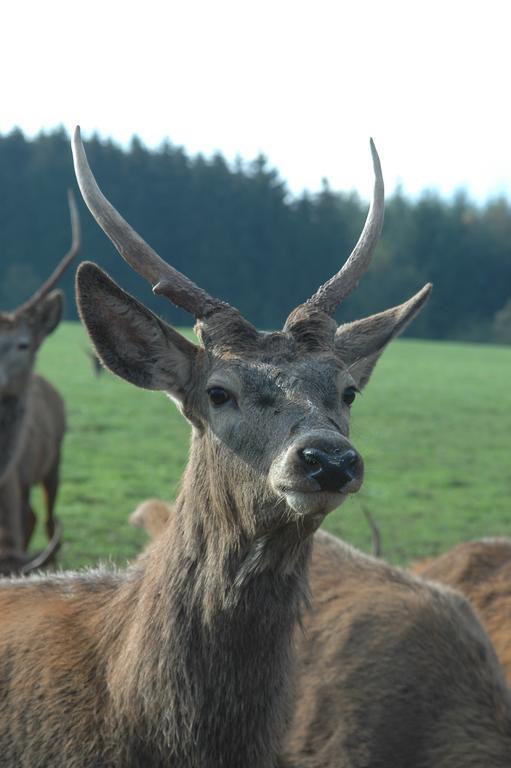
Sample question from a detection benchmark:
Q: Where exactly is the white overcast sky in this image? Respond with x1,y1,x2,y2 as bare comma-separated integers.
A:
1,0,510,201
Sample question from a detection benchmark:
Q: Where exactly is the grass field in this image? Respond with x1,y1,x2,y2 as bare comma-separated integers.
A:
31,321,511,569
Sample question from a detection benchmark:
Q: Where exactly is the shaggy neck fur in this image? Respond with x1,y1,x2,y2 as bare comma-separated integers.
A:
107,433,312,768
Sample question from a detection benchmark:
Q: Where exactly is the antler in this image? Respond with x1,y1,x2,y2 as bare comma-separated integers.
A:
292,139,384,319
71,126,229,319
17,189,81,314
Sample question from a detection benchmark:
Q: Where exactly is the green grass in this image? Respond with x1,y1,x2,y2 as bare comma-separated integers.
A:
31,322,511,569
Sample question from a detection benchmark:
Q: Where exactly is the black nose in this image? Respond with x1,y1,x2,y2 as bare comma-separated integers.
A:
300,447,360,492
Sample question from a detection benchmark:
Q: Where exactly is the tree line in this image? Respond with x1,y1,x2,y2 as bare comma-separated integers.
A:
1,127,511,342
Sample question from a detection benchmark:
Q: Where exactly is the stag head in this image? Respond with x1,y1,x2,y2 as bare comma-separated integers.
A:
73,128,431,538
0,191,80,394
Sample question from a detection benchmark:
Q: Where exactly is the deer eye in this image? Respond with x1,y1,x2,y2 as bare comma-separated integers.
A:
207,387,231,406
342,386,358,407
17,341,29,351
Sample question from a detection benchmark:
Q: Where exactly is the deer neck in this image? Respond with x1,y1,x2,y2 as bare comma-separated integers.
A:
113,437,312,767
0,392,28,483
0,366,35,481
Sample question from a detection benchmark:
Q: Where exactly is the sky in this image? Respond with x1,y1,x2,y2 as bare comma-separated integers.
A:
1,0,510,201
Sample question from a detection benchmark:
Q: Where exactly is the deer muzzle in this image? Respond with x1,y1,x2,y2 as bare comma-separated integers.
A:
269,431,364,517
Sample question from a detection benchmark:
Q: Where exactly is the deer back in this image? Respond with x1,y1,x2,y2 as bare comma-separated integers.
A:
413,538,511,687
282,531,511,768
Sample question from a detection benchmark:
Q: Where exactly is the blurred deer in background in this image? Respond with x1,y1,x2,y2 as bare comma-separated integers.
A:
0,190,80,574
281,532,511,767
0,129,444,767
129,497,172,539
413,538,511,685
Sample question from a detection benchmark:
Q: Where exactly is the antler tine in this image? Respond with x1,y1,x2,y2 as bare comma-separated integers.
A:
304,139,385,316
17,189,81,314
71,126,226,318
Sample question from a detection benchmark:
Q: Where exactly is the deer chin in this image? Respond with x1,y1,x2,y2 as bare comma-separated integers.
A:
284,489,348,519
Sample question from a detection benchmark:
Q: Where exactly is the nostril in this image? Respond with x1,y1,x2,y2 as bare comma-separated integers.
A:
299,446,361,492
301,448,323,468
342,449,359,473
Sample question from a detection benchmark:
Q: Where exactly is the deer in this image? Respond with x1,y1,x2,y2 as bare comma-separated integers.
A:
0,126,435,767
0,190,80,575
130,502,511,766
281,531,511,767
412,537,511,685
129,497,173,539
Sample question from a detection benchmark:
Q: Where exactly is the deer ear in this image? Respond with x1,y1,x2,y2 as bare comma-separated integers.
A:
32,290,63,342
76,262,198,398
335,284,432,389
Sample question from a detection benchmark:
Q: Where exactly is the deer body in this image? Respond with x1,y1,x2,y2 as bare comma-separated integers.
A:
0,374,65,551
19,374,66,495
282,531,511,768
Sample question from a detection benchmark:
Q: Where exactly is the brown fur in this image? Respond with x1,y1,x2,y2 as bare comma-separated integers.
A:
129,498,172,539
131,500,511,766
0,447,312,767
283,532,511,767
413,538,511,686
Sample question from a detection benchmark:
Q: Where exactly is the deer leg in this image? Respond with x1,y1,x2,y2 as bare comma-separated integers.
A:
42,454,60,541
21,495,37,549
0,478,24,552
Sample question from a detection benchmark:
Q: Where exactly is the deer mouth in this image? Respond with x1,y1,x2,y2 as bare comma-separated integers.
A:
281,488,352,518
272,457,363,517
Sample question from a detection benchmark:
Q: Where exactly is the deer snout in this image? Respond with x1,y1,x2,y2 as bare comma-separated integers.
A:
270,432,364,510
300,446,360,492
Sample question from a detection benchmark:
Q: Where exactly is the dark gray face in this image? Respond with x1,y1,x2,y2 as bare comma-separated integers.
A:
197,349,363,519
0,293,63,398
0,319,36,396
